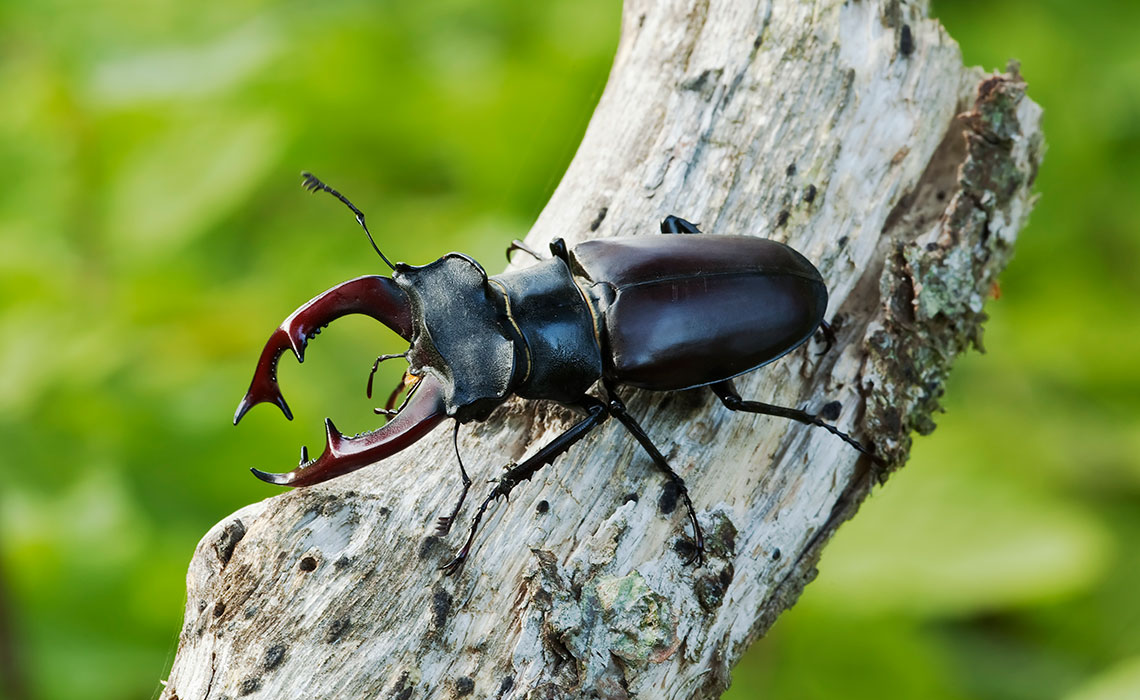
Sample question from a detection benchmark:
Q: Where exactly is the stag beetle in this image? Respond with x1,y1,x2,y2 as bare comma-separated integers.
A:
234,173,879,573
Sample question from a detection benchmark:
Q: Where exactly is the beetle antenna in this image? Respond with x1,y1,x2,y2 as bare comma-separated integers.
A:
300,171,395,270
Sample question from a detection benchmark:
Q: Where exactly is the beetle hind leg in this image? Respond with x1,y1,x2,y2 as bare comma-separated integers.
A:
814,319,837,355
603,382,705,567
711,379,882,465
660,215,702,234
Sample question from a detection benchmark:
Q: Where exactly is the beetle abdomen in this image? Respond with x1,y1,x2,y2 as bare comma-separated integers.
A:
570,236,827,391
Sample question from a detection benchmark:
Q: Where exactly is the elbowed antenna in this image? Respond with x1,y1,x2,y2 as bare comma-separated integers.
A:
300,171,396,271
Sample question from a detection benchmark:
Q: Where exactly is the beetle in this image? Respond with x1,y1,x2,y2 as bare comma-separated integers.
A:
234,173,879,573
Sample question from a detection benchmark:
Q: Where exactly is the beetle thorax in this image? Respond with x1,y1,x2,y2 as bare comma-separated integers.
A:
393,255,518,421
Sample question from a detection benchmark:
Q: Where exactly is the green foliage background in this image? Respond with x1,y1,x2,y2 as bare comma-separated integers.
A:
0,1,1135,698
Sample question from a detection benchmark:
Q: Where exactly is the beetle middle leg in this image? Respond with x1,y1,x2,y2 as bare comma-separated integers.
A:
435,422,472,536
602,382,705,566
710,380,881,464
441,396,609,575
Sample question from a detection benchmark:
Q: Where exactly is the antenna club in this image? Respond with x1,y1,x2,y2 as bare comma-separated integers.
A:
298,171,395,271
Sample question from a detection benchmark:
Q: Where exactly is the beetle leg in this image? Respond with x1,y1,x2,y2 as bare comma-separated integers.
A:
366,353,408,400
435,422,472,535
506,239,544,262
441,396,608,575
602,383,705,567
710,380,883,465
549,237,570,263
250,374,448,487
660,215,702,234
234,275,414,425
814,319,836,356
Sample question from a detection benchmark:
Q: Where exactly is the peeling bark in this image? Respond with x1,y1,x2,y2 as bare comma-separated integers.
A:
162,1,1043,698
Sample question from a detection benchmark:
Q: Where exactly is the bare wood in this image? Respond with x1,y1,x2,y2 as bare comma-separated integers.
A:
162,1,1043,698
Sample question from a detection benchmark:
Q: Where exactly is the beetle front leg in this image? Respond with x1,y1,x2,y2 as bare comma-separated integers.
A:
602,382,705,567
441,396,608,575
710,380,882,465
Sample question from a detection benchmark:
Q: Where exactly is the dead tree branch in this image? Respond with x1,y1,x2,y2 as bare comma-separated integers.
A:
162,1,1042,698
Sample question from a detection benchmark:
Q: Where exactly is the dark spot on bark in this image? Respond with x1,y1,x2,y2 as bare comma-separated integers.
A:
638,13,645,28
753,35,763,50
589,207,608,232
786,162,797,177
299,556,317,572
837,235,848,248
213,601,226,618
804,183,817,203
776,210,790,227
673,538,696,560
455,676,475,696
497,677,514,698
936,189,946,201
820,401,842,421
926,242,940,252
327,617,351,643
419,535,445,560
264,644,286,671
432,587,453,630
379,506,391,517
238,677,262,696
681,69,719,93
658,482,679,514
623,492,639,504
197,599,207,613
772,548,781,560
214,519,246,566
695,562,735,611
535,500,550,514
900,24,915,57
334,556,352,571
390,672,413,700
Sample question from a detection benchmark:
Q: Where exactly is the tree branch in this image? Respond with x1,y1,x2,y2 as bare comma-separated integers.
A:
161,1,1043,698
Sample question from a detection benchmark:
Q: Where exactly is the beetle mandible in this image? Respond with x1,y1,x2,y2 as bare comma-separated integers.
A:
234,173,880,573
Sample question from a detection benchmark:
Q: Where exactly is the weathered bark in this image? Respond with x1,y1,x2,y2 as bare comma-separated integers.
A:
162,1,1042,698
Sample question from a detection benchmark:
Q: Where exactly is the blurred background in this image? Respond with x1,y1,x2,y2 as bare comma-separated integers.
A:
0,0,1136,698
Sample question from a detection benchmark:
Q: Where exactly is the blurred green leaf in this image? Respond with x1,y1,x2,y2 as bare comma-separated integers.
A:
1065,657,1140,700
809,443,1112,617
